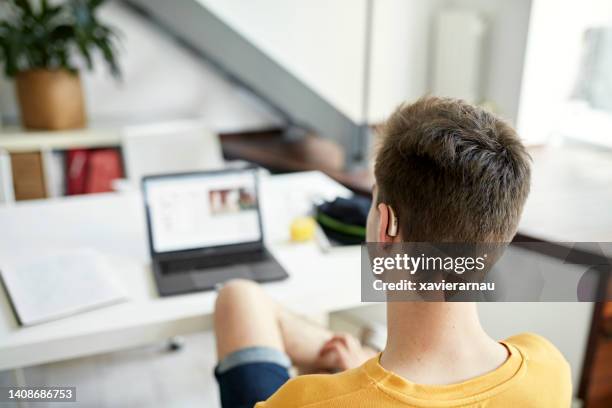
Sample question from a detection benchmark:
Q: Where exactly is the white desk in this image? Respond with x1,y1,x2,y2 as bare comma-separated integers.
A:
0,171,362,370
519,145,612,242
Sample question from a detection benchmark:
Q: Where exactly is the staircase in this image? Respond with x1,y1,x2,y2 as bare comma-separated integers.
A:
122,0,368,169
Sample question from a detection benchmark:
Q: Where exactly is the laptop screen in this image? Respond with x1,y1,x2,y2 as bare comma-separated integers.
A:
143,170,262,253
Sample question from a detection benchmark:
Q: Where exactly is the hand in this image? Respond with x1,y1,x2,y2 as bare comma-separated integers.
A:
316,333,374,372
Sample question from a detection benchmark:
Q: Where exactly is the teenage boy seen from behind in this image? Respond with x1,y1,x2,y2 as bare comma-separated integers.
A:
213,97,572,407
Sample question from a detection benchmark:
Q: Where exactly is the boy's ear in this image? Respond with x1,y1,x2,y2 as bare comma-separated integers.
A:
377,203,399,243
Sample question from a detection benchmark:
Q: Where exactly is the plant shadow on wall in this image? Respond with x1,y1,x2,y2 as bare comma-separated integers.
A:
0,0,121,130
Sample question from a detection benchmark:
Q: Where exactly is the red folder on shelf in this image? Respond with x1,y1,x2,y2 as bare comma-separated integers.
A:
66,149,89,195
66,149,123,195
85,149,123,194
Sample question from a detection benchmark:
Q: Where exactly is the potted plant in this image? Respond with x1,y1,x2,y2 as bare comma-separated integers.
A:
0,0,120,130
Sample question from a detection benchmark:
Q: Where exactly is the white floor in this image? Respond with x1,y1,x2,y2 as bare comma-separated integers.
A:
0,331,220,408
0,308,368,408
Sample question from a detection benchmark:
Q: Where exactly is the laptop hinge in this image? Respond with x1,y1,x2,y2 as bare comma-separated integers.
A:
153,241,264,262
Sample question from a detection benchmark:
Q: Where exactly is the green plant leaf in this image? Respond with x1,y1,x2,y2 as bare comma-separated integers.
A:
88,0,107,11
0,0,121,78
94,36,119,78
12,0,34,18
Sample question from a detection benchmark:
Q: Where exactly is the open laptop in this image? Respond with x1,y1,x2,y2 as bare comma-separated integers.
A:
142,167,288,296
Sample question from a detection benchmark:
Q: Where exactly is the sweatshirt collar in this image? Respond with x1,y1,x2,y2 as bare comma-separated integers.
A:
361,342,526,406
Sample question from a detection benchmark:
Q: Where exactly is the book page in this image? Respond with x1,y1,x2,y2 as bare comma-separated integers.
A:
0,249,127,326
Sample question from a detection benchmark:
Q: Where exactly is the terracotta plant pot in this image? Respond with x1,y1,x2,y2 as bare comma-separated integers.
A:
15,69,86,130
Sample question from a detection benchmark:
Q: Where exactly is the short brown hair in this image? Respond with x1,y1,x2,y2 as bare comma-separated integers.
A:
375,96,531,242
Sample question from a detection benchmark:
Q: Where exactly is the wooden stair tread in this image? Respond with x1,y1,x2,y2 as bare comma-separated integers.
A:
220,129,373,195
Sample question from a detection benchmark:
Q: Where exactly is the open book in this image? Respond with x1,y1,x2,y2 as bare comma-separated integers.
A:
0,249,127,326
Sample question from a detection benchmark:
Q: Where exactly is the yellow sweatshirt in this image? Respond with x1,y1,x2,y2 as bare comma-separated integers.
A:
256,333,572,407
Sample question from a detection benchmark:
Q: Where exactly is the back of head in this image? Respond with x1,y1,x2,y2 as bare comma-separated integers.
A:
375,96,531,243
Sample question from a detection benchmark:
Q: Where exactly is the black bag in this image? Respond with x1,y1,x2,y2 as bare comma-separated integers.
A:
315,196,372,245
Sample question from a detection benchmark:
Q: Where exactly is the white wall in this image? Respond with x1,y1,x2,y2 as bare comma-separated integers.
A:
517,0,612,144
202,0,434,124
367,0,443,122
430,0,532,124
202,0,532,126
199,0,368,124
373,0,532,125
0,1,282,133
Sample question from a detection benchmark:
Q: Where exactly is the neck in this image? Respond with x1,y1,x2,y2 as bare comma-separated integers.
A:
380,302,508,384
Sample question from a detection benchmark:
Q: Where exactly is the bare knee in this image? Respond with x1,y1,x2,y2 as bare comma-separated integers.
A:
214,279,267,320
213,279,283,359
215,279,261,303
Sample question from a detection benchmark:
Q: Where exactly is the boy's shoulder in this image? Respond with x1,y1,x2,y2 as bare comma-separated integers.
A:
504,332,568,365
504,332,571,388
504,333,572,406
255,363,374,408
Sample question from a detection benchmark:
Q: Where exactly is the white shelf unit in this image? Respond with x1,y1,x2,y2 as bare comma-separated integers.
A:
0,128,123,202
0,127,121,153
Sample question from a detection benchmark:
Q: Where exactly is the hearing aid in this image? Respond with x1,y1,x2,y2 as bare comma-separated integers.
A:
387,205,398,237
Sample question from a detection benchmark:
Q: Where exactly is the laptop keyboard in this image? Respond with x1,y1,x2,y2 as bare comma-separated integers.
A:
163,250,267,274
